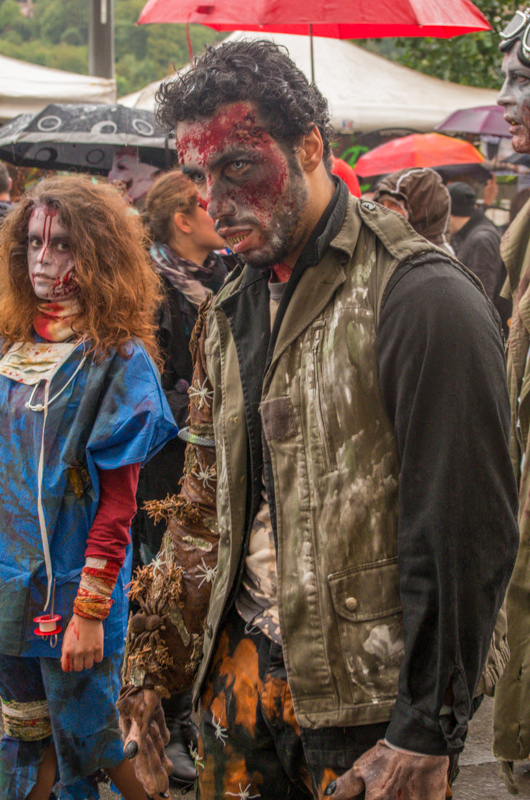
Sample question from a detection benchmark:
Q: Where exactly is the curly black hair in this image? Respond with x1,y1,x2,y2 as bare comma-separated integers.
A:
156,39,335,163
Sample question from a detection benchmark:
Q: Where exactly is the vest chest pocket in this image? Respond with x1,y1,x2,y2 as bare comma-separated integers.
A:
328,558,404,704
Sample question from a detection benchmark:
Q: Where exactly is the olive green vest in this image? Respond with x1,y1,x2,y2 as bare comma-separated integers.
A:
198,195,506,728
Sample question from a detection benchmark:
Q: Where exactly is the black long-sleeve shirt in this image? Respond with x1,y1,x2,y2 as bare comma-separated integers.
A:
379,258,518,753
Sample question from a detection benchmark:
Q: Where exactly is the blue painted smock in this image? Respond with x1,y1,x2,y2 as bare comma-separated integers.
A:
0,339,178,658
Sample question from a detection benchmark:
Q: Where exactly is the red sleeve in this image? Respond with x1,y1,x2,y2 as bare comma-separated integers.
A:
84,463,141,567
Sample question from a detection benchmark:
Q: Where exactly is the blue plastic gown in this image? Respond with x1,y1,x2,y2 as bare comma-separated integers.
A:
0,338,178,658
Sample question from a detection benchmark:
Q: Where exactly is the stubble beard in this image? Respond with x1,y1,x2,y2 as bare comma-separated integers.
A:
244,162,310,271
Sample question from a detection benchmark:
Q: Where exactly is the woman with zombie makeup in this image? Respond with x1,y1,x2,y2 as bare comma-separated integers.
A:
130,168,227,789
0,175,177,800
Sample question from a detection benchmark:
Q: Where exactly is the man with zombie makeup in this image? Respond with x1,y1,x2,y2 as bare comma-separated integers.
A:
118,40,518,800
489,10,530,793
0,175,177,800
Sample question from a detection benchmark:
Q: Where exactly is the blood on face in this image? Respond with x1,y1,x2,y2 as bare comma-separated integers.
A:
176,102,307,269
27,207,76,301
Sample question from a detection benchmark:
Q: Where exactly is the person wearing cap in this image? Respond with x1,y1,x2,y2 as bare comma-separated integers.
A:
448,182,508,335
373,167,453,254
492,9,530,792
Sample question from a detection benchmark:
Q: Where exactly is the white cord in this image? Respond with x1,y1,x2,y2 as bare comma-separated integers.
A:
25,356,87,412
27,350,87,610
36,381,53,610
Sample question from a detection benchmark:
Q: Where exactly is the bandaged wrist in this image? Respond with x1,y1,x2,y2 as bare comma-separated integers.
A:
73,557,120,620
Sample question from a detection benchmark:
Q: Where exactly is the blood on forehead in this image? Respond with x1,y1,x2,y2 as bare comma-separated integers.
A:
29,206,62,237
177,103,274,168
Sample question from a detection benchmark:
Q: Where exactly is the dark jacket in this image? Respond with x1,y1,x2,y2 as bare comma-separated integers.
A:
0,201,11,223
132,254,227,558
451,209,511,333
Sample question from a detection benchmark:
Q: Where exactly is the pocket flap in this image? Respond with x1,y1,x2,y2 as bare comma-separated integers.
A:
328,557,401,622
260,396,297,441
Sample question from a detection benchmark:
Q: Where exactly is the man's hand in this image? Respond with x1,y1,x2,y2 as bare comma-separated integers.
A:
324,740,449,799
117,686,173,797
61,615,104,672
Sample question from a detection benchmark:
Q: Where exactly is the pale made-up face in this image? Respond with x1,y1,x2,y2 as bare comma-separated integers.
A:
27,207,76,301
498,44,530,153
108,148,160,205
176,102,309,270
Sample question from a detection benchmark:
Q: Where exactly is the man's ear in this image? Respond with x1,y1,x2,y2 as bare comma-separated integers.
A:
298,125,324,174
8,177,12,192
173,211,192,234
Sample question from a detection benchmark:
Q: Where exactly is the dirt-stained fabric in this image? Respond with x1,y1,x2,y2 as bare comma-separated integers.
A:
198,608,391,800
122,296,220,697
197,198,444,729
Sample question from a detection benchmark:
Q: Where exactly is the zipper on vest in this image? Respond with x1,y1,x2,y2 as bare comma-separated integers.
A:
312,326,336,472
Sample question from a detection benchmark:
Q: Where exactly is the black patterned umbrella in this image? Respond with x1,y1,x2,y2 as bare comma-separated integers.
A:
0,103,176,174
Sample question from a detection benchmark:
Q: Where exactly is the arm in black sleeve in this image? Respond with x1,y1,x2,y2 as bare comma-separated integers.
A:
462,233,503,303
163,388,191,430
378,257,519,756
156,288,194,430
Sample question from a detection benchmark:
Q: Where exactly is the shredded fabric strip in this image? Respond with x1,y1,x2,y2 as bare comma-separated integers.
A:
1,699,52,741
73,558,120,620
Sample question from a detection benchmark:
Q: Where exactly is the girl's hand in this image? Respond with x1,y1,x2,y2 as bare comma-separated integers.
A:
61,614,104,672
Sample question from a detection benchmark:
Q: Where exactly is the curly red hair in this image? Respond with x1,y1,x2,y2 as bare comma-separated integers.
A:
0,175,162,366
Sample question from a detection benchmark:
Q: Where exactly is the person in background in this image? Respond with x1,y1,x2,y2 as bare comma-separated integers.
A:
131,168,227,789
108,147,162,211
0,162,13,221
0,175,176,800
493,8,530,792
448,181,509,336
373,167,453,254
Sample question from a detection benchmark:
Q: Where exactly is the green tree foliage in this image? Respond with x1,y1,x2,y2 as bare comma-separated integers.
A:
385,0,518,88
0,0,221,96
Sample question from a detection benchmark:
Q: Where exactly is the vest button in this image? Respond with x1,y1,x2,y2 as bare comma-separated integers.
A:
206,623,213,637
361,200,376,211
345,597,358,611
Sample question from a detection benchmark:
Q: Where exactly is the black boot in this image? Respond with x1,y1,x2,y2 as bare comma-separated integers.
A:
163,690,198,788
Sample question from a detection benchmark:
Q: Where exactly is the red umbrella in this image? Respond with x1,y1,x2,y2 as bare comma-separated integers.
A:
355,132,484,177
436,105,510,138
138,0,491,38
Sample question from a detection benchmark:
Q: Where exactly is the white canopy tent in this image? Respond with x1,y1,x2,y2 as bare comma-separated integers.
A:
0,55,116,122
120,30,498,133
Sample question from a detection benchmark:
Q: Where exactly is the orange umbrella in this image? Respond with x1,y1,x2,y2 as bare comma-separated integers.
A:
355,133,484,177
